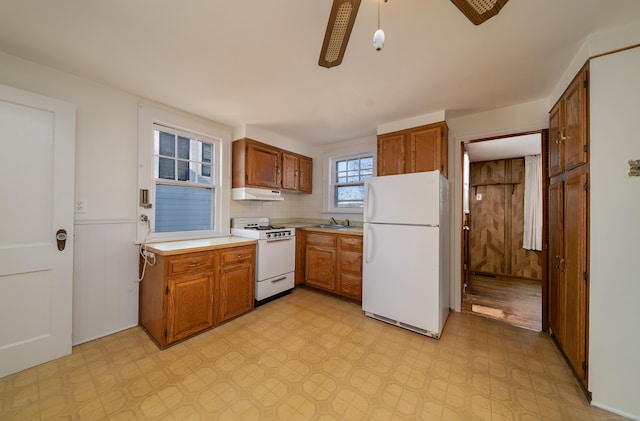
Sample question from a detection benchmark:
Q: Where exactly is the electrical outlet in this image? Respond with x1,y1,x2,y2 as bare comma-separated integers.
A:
476,193,482,201
75,199,87,213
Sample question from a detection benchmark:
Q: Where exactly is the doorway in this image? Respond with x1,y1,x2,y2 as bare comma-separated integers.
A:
461,132,546,331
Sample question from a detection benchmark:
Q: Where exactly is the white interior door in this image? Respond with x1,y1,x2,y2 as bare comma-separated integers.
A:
0,84,75,378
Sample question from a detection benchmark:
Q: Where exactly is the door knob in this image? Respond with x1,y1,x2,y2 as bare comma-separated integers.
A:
56,229,68,251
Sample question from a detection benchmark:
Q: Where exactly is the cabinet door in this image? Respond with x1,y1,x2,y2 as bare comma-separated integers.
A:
548,176,564,342
298,156,313,193
377,134,405,176
295,231,307,285
563,168,589,384
548,101,564,178
281,152,298,191
167,273,214,344
219,261,254,322
410,126,442,174
338,235,363,301
246,141,281,189
564,67,588,173
339,272,362,300
305,244,336,291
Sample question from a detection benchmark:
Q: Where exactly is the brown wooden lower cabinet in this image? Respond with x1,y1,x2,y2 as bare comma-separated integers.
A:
302,230,363,302
139,243,255,349
166,272,214,344
218,246,255,322
305,232,337,291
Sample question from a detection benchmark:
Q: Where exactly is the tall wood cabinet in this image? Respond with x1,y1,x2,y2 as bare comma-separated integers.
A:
232,138,313,194
548,62,590,390
377,121,448,178
139,242,256,349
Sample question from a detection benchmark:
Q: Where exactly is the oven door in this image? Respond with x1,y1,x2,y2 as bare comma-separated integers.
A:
257,237,295,281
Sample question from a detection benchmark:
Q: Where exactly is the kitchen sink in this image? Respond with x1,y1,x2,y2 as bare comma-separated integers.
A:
310,224,345,229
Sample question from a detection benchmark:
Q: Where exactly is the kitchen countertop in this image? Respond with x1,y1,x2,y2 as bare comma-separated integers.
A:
300,226,363,235
143,236,257,256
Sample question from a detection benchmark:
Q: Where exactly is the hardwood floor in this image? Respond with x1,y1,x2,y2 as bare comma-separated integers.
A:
462,273,542,331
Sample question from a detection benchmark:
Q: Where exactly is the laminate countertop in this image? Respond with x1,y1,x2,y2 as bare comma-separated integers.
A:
143,236,257,256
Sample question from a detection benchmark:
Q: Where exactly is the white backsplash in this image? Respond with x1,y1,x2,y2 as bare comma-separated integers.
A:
230,191,323,219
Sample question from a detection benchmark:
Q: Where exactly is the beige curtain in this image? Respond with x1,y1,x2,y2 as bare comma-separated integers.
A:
523,155,542,251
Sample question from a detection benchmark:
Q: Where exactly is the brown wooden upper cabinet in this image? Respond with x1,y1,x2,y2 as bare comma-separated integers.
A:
548,64,589,178
232,138,312,193
377,121,448,178
282,152,312,194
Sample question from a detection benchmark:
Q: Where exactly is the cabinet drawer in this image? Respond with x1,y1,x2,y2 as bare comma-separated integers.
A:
340,250,362,274
339,236,362,251
340,273,362,300
168,253,213,275
220,246,255,266
306,232,337,247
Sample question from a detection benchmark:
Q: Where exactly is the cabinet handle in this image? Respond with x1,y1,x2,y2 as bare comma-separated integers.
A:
561,128,567,141
189,263,200,267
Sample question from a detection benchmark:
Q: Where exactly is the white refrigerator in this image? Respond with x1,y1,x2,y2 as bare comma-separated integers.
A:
362,171,450,338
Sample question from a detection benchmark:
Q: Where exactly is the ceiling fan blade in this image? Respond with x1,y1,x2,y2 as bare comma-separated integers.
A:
450,0,509,25
318,0,362,68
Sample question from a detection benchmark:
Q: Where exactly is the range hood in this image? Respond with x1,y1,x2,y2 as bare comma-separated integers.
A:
231,187,284,201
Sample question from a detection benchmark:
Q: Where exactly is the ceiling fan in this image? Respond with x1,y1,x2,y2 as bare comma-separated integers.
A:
318,0,509,68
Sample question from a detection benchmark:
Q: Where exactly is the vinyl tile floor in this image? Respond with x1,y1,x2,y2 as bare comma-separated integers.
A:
0,287,626,420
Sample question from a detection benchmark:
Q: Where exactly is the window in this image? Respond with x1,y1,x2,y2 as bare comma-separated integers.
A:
331,154,373,209
137,103,230,243
153,126,217,233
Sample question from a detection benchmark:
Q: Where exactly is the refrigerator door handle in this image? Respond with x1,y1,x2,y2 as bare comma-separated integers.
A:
365,183,373,221
365,224,373,264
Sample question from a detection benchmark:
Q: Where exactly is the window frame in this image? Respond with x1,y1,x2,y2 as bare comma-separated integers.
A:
137,103,231,243
322,139,377,215
331,153,373,210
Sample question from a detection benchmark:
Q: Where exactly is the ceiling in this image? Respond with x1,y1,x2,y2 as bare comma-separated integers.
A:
1,1,639,145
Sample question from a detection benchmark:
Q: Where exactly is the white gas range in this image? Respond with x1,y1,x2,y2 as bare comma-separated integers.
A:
231,217,295,306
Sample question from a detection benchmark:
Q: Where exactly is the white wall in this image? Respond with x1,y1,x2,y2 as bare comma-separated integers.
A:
0,52,141,344
446,99,550,310
589,46,640,420
0,51,235,344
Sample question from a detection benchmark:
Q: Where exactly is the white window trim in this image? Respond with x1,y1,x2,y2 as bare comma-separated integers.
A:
137,103,231,243
322,141,377,215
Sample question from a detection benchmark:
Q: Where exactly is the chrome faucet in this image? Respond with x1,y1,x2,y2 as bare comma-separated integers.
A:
331,217,338,225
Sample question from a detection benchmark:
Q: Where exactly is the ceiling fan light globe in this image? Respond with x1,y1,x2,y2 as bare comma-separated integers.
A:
373,29,385,50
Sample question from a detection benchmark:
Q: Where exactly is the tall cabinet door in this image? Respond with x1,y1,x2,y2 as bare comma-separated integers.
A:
564,68,589,172
563,168,589,383
547,177,565,344
548,101,564,178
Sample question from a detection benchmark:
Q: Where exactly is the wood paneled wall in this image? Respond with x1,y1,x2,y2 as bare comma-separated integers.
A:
469,158,542,281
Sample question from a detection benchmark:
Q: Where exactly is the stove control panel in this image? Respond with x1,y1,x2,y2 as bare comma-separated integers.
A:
266,230,294,239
